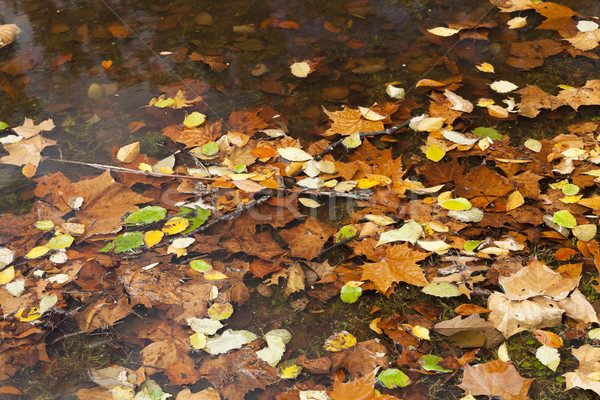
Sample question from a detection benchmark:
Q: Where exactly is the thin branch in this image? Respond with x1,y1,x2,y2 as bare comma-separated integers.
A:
315,119,410,161
46,158,217,182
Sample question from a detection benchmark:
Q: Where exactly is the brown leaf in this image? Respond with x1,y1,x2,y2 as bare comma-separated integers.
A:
198,341,278,400
141,338,194,375
459,359,533,400
330,340,388,380
0,135,57,167
564,344,600,396
279,217,336,260
323,106,384,136
189,52,228,72
361,243,430,294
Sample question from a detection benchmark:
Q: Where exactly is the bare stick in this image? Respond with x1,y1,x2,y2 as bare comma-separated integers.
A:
47,158,217,182
315,119,410,161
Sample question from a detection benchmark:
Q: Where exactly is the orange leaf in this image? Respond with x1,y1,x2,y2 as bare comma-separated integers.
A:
454,304,491,316
533,330,563,348
324,21,342,33
127,121,145,133
102,60,113,69
22,162,36,178
50,53,72,68
553,247,578,261
251,146,278,158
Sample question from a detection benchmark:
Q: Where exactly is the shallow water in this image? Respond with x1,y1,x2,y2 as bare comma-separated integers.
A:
2,0,600,398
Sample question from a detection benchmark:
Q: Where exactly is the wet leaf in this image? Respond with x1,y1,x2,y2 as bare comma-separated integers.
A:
112,232,144,254
46,234,74,249
204,329,257,355
125,206,167,225
426,145,445,162
162,216,190,235
25,246,50,259
490,80,518,93
190,259,212,273
278,147,313,162
0,266,15,284
422,282,460,297
476,62,495,73
207,302,234,320
427,27,459,36
116,142,140,163
279,364,303,379
552,210,577,228
340,283,362,304
323,331,357,352
377,368,411,388
143,230,163,247
183,112,206,128
459,359,533,399
472,127,502,140
420,355,452,373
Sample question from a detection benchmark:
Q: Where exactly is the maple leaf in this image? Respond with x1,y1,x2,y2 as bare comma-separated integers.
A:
323,106,384,136
188,52,228,72
198,341,278,400
0,135,56,167
141,337,195,375
360,243,430,294
278,217,337,260
564,344,600,396
328,368,400,400
531,2,576,32
459,359,533,400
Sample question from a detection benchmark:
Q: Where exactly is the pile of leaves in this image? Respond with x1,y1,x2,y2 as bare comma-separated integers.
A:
4,0,600,399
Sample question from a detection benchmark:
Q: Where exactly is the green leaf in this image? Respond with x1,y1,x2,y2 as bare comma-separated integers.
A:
0,122,8,130
377,368,411,388
190,259,212,273
464,240,483,252
340,284,362,304
125,206,167,225
46,234,74,249
100,242,113,253
562,184,579,196
472,127,502,140
335,225,357,243
552,210,577,228
419,354,452,373
36,220,55,230
181,208,211,234
589,328,600,340
440,198,472,211
233,164,247,173
177,206,195,216
422,282,460,298
201,141,219,156
113,232,144,253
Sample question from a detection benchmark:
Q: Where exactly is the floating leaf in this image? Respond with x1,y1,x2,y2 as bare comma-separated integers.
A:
524,139,542,152
323,331,357,352
334,225,357,242
342,133,362,149
162,216,190,235
116,142,140,163
490,80,518,93
204,269,228,280
113,232,144,253
279,364,303,379
441,198,472,211
278,147,313,162
191,259,212,273
290,61,311,78
14,306,41,322
25,246,50,259
377,220,423,246
507,16,527,29
187,317,224,335
340,284,362,304
190,332,207,349
426,145,445,162
125,206,167,225
378,368,411,388
422,282,460,297
472,127,502,140
46,234,74,250
299,198,322,208
552,210,577,228
0,266,15,284
200,141,219,157
420,354,453,373
183,112,206,128
207,302,234,320
204,329,258,355
143,230,163,247
36,220,54,230
427,27,459,36
476,62,495,73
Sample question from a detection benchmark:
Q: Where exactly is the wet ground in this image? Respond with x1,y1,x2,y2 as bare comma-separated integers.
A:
2,0,600,399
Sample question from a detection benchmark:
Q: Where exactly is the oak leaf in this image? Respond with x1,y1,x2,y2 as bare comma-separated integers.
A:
459,359,533,400
360,243,430,294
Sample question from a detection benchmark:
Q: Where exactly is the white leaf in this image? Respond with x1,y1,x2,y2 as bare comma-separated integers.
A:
386,85,405,99
490,80,518,93
427,27,459,37
290,61,311,78
442,130,478,145
0,247,14,268
297,177,324,189
444,90,473,113
204,329,257,354
536,345,560,371
278,147,313,162
187,317,224,335
5,278,25,297
578,21,599,32
377,220,423,246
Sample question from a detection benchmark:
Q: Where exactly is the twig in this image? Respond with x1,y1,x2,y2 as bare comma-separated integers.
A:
46,158,217,182
315,119,410,161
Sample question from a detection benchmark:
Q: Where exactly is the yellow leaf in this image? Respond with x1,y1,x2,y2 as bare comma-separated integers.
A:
507,16,527,29
487,104,509,118
440,197,472,211
139,163,152,172
167,246,187,257
143,230,163,247
356,178,383,189
14,306,42,322
427,27,459,37
25,246,50,259
162,216,189,235
190,332,207,349
476,62,494,73
477,98,495,107
506,191,524,211
416,117,445,132
342,133,361,149
425,145,445,162
412,325,431,340
183,112,206,128
364,215,396,226
560,195,583,204
323,331,357,352
279,364,303,379
370,318,382,334
204,269,228,280
0,266,15,284
367,174,392,185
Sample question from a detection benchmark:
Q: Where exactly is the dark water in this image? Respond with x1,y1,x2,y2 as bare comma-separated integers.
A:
2,0,600,398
